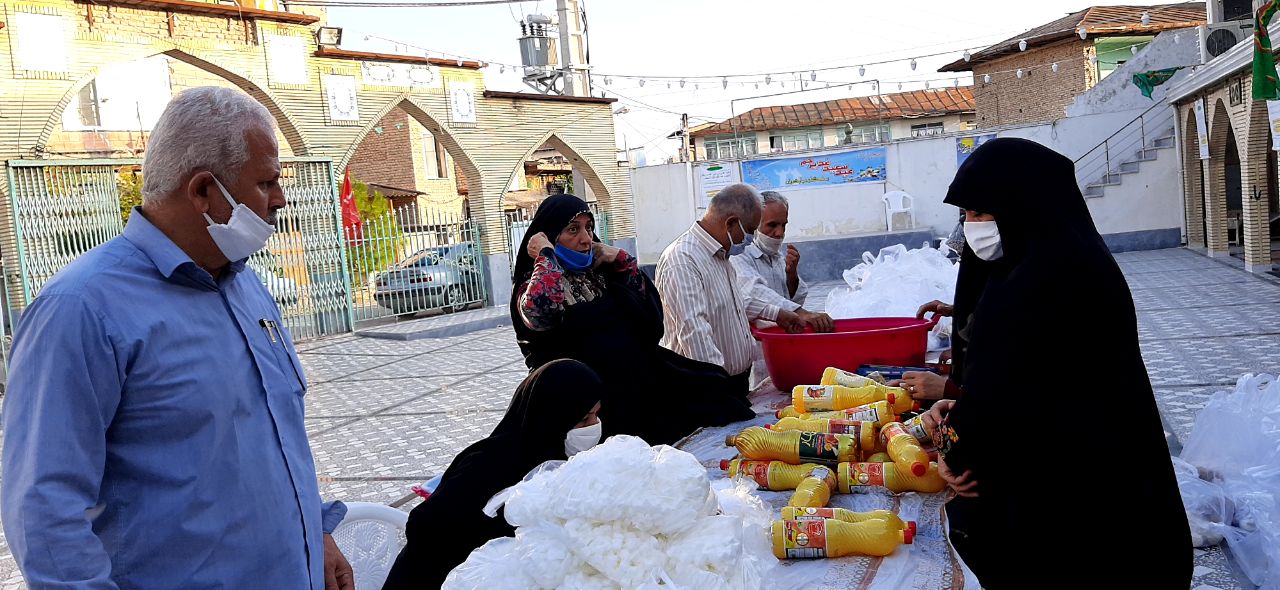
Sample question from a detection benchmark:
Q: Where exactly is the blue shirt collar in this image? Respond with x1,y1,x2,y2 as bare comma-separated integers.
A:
122,208,245,283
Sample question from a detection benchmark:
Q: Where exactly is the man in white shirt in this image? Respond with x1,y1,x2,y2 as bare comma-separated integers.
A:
656,184,801,392
731,190,834,333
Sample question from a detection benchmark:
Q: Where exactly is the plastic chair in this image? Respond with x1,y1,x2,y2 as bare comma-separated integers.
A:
882,191,916,231
329,502,410,590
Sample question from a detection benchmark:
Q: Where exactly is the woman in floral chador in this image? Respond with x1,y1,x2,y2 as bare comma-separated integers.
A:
509,194,753,445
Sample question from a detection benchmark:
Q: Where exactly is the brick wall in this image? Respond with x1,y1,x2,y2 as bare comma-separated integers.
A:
75,3,260,46
972,39,1093,128
347,106,417,190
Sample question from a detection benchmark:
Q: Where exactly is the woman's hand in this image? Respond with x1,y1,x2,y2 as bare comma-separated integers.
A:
527,232,553,258
939,458,979,498
592,242,620,267
920,399,955,443
916,300,955,319
894,371,947,400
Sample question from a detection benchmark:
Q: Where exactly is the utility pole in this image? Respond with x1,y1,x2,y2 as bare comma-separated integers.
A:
554,0,590,96
681,113,690,163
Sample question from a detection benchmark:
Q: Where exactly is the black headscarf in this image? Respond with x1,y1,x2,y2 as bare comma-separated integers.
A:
511,194,597,287
938,138,1190,588
382,360,603,590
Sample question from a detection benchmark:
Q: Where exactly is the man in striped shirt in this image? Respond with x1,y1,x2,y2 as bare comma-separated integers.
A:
656,184,802,393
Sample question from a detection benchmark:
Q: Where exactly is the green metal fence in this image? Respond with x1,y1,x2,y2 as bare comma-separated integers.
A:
348,203,486,323
4,157,353,341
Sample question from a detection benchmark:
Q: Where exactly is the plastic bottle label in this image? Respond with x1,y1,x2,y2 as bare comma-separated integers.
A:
849,463,886,487
903,415,931,445
832,370,870,388
781,519,828,558
797,432,843,463
747,461,771,487
802,386,834,410
827,420,864,437
794,507,837,521
843,406,882,423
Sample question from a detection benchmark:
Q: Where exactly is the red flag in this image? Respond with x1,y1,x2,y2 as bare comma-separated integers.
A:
339,168,362,241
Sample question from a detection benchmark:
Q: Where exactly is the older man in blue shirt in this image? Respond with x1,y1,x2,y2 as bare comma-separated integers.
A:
1,87,352,589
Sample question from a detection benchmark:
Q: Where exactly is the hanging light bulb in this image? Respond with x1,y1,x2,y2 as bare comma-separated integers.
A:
722,77,729,89
963,50,971,62
1051,62,1059,73
826,82,831,88
924,80,930,89
1090,54,1099,65
639,79,646,87
1016,68,1024,79
910,58,918,70
695,82,700,90
1130,44,1138,55
954,78,960,87
1018,39,1027,52
898,82,903,90
499,65,506,73
1174,33,1181,43
810,71,817,82
780,81,786,88
679,79,686,88
667,81,671,88
765,74,772,85
1078,27,1088,40
457,58,464,67
604,76,612,85
754,83,759,89
859,65,866,77
1141,11,1150,25
871,81,878,90
983,73,991,84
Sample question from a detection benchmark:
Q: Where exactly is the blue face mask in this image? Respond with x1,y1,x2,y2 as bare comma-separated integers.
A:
727,220,754,256
554,243,595,272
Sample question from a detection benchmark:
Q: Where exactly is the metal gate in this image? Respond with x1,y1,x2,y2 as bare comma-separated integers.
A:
503,200,610,273
348,202,486,323
4,157,353,341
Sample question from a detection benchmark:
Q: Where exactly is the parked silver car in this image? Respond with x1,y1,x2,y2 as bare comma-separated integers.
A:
373,243,482,317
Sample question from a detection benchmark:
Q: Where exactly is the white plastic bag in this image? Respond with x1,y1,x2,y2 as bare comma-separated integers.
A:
1170,457,1232,547
825,243,959,323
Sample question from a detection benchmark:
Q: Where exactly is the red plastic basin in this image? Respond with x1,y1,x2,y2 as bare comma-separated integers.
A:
753,317,938,391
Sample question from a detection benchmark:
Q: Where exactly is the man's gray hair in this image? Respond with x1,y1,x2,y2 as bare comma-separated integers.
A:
709,183,763,220
760,190,788,208
141,86,277,203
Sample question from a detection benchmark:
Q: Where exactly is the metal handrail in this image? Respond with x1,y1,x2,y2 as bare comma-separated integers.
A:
1074,101,1177,189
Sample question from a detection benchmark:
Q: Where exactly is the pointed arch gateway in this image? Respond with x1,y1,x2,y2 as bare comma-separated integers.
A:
1182,107,1206,249
1206,99,1239,255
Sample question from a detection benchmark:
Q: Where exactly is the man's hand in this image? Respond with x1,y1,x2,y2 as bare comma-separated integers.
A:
891,371,946,400
526,232,553,258
916,300,955,320
784,245,800,277
323,533,354,590
591,242,621,268
939,459,979,498
796,309,834,333
776,309,805,334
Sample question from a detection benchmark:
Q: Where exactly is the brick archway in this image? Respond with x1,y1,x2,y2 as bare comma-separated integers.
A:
1244,98,1276,270
36,47,312,157
1182,107,1206,248
1206,99,1237,255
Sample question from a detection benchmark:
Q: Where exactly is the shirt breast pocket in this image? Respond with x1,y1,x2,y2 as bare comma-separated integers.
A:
267,339,308,396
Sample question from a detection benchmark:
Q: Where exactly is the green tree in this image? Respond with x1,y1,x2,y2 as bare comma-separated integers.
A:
345,180,404,286
117,167,143,225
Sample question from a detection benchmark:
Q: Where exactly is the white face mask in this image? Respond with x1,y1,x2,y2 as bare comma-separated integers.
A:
204,176,275,262
963,221,1003,261
754,232,783,256
564,420,603,456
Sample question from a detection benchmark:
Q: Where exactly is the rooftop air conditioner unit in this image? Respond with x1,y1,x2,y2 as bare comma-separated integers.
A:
1199,20,1253,64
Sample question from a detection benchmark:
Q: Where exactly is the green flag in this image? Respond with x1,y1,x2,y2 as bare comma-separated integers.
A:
1253,0,1280,100
1133,67,1185,99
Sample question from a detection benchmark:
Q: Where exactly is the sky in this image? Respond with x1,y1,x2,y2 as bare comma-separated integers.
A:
327,0,1193,163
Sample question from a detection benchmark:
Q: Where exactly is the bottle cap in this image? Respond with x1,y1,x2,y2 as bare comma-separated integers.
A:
725,435,737,446
902,526,915,545
912,462,927,477
719,459,731,470
887,392,898,405
765,424,774,430
907,521,918,539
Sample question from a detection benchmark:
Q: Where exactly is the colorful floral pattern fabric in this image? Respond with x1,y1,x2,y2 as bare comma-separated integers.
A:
519,247,644,331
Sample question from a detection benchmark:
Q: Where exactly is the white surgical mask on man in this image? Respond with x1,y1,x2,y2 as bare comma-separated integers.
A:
564,420,603,456
754,232,783,256
204,176,275,262
963,221,1003,261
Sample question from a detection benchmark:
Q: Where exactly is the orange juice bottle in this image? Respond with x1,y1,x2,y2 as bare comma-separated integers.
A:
901,414,933,446
770,417,877,438
780,506,917,537
791,385,915,414
820,367,875,388
881,422,930,477
720,459,831,491
837,462,946,494
771,518,913,559
787,466,837,508
726,427,861,465
775,400,896,426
